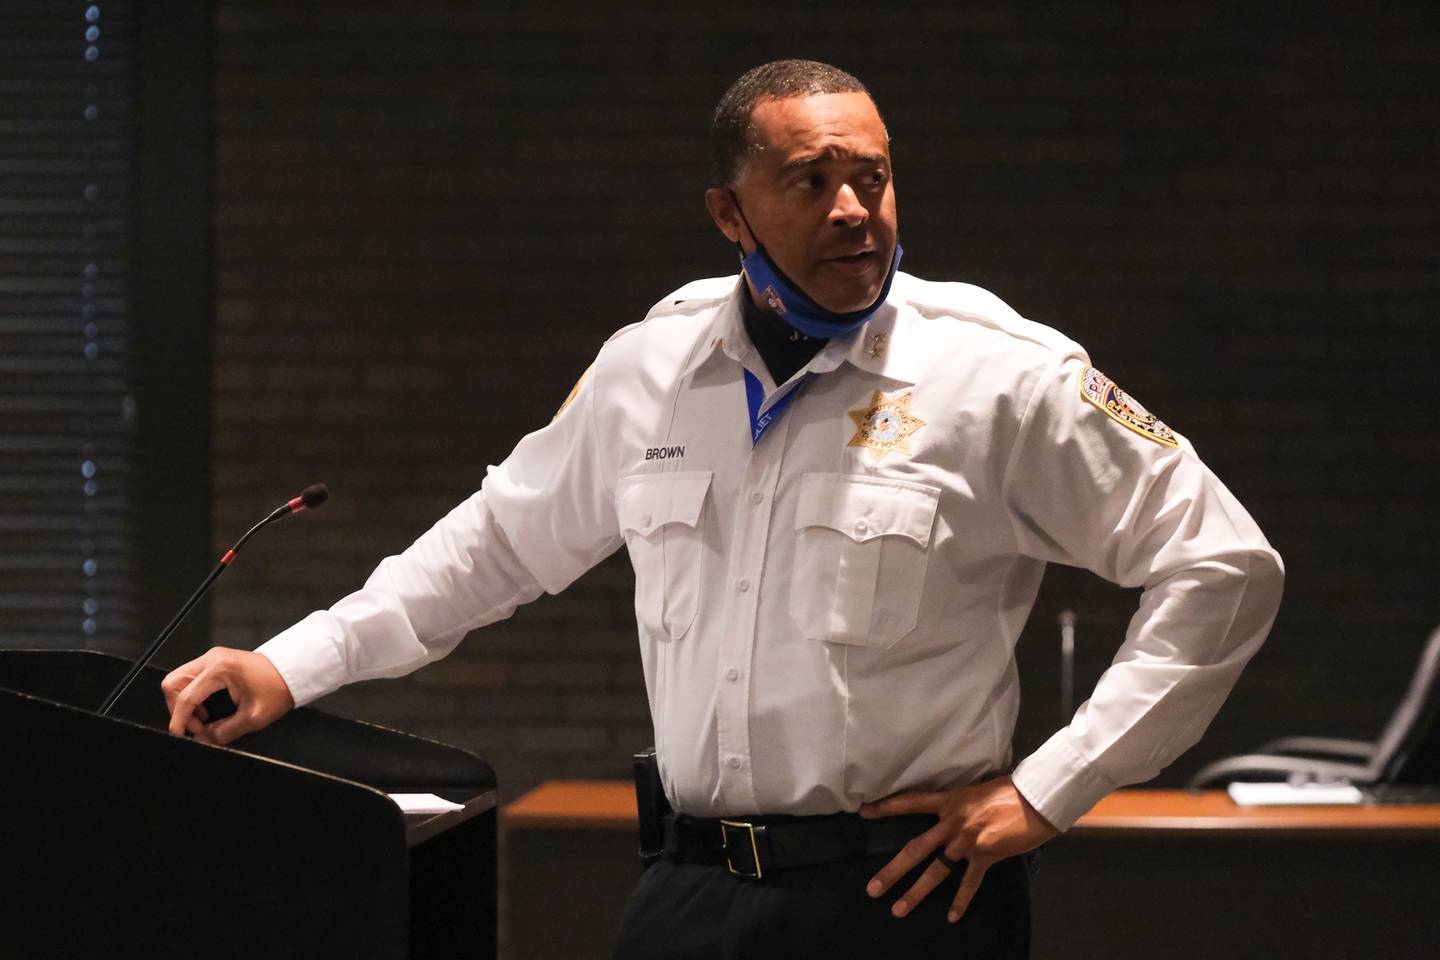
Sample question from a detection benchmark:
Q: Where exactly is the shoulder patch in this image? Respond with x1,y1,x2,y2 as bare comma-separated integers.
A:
1080,367,1179,447
553,363,593,421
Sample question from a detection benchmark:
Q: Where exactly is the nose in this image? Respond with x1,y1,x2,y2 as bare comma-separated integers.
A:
829,183,868,228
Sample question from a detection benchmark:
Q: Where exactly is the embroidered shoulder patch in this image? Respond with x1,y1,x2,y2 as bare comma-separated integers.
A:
1080,367,1179,448
553,363,593,421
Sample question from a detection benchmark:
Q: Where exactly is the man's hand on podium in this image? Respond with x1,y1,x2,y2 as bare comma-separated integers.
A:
162,648,295,745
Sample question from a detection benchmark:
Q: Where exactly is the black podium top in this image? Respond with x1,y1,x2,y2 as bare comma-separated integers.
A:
1,649,498,959
1,648,495,796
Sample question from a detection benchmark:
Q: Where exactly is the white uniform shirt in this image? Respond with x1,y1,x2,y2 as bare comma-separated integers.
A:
258,271,1283,831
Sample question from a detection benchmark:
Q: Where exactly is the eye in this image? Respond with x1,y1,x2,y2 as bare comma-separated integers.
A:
796,172,825,191
863,169,888,190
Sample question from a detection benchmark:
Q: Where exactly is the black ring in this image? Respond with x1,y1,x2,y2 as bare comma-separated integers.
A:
934,850,963,872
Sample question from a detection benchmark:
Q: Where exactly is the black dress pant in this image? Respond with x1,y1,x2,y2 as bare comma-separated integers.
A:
612,849,1030,959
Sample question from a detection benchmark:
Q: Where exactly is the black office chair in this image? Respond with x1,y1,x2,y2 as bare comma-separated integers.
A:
1188,624,1440,792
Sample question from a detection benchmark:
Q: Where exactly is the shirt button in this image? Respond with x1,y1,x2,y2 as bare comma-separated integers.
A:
727,755,742,769
854,518,869,535
737,577,751,593
725,667,740,681
641,514,652,528
749,491,763,505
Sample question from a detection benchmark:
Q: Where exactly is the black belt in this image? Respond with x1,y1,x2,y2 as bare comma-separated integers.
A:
662,811,942,880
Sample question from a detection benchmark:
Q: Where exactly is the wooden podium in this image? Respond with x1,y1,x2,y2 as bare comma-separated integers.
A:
0,649,497,960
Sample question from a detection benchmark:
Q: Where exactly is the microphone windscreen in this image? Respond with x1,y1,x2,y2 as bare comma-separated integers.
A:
300,483,329,509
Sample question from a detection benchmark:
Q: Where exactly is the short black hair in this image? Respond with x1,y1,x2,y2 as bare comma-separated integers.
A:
710,59,875,186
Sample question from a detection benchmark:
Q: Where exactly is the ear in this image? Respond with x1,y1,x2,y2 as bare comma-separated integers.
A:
704,187,745,247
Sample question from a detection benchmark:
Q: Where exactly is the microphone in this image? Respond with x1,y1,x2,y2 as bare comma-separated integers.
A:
97,483,330,718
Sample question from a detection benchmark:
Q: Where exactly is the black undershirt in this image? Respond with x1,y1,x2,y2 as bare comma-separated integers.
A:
740,291,827,385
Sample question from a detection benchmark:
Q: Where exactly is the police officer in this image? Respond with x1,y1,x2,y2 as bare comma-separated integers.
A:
164,60,1283,959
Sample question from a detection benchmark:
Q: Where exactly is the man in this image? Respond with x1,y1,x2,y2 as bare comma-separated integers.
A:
164,61,1283,958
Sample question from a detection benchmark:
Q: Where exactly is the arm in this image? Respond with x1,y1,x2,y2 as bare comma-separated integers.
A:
1005,356,1285,829
864,354,1283,922
164,358,622,742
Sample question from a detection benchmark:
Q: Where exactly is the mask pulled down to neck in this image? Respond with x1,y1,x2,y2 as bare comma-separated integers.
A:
731,192,902,340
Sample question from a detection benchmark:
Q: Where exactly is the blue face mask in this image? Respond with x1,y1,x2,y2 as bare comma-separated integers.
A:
731,192,903,340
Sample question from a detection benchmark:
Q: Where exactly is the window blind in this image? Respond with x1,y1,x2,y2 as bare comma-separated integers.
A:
0,1,136,650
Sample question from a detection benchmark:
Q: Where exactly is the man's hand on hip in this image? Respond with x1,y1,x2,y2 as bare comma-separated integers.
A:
860,775,1057,923
161,647,295,745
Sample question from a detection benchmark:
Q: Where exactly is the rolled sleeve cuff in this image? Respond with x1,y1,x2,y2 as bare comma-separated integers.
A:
1011,732,1118,832
254,612,350,708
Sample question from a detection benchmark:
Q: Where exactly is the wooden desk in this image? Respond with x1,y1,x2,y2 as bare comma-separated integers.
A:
503,782,1440,960
502,779,638,831
501,782,644,960
1074,788,1440,836
503,779,1440,835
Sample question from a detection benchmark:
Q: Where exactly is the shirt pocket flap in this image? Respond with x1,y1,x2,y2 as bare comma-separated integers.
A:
617,471,714,538
794,474,941,546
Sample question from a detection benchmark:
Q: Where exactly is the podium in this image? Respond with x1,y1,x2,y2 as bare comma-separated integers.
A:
0,649,497,960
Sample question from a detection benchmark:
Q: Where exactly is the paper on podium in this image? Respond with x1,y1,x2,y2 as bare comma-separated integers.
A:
1227,782,1364,806
389,792,465,814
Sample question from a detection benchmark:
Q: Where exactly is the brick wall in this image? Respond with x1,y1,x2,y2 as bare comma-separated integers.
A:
206,1,1440,805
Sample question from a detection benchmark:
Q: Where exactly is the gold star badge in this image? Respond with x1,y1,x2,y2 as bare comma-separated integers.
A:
847,390,925,463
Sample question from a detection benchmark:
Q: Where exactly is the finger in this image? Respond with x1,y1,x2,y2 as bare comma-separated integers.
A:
161,671,190,712
203,670,270,745
160,653,209,699
866,822,948,898
206,710,253,746
947,859,990,923
859,791,945,819
168,667,223,738
162,654,215,717
891,859,953,919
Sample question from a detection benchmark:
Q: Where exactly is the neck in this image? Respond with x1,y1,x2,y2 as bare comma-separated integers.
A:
740,288,825,385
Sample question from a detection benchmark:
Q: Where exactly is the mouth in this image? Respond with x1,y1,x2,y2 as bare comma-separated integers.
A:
819,248,878,275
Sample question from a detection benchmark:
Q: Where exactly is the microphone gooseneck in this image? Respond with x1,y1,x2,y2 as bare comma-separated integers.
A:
96,483,330,717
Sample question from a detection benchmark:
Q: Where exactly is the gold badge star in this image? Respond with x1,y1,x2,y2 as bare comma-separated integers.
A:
847,390,925,463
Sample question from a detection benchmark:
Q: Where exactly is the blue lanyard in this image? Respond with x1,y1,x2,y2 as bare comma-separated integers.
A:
743,369,809,446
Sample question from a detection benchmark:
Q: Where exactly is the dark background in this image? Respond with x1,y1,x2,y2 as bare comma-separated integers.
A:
147,1,1439,805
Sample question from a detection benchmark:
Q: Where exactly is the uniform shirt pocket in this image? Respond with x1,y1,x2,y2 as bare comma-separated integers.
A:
789,473,940,650
617,471,712,641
